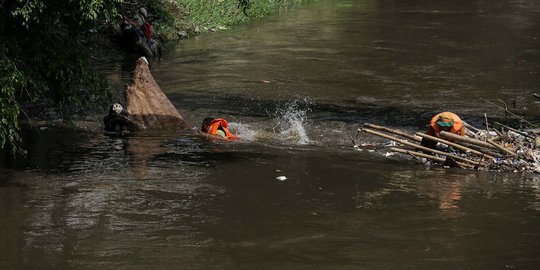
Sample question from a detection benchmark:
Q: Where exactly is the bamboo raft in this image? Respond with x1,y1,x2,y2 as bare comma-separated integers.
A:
358,122,540,173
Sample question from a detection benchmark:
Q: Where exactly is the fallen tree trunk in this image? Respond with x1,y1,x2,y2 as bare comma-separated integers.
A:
124,57,189,130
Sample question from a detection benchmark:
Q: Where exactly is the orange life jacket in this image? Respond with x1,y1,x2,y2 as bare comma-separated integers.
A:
204,118,238,140
428,112,464,136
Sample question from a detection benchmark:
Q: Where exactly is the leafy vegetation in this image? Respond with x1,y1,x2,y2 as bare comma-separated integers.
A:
0,0,122,154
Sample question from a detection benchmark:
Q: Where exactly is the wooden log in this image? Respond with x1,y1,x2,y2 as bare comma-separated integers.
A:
391,148,473,168
363,123,421,142
439,131,497,149
487,138,517,156
360,128,482,166
415,132,496,159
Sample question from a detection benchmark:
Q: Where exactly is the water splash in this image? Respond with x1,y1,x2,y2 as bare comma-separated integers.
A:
272,99,311,145
228,122,260,141
227,99,312,145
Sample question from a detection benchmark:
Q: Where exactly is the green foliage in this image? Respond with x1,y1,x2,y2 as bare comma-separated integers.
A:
146,0,182,40
247,0,309,18
0,0,122,154
0,59,26,155
178,0,249,30
152,0,309,39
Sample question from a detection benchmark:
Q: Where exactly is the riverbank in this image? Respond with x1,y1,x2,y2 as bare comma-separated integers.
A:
115,0,311,43
0,0,313,156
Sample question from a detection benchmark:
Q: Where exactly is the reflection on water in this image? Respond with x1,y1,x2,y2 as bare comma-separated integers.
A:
2,128,540,269
3,0,540,269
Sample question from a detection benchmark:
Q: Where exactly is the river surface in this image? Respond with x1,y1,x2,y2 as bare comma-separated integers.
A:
2,0,540,269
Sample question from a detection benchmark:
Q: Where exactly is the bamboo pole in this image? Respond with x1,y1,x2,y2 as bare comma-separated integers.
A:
390,147,445,162
524,128,540,135
391,148,473,168
360,128,482,165
462,121,480,133
458,141,502,158
363,123,421,142
391,147,445,162
494,121,536,139
487,138,517,156
415,132,496,159
439,131,497,149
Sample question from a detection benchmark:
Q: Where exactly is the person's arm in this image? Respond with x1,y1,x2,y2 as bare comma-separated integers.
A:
426,125,437,137
457,126,465,136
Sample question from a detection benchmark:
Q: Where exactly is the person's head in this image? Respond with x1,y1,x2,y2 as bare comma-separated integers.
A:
201,117,215,132
436,112,454,131
110,103,123,115
139,7,148,18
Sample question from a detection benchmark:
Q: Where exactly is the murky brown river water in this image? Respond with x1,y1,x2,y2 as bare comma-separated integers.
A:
2,0,540,269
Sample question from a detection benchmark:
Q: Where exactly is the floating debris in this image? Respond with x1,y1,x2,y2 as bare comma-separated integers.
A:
359,121,540,173
276,176,287,181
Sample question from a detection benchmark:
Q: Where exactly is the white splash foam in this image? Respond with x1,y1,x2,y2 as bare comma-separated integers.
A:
225,100,312,145
273,100,311,145
228,122,260,141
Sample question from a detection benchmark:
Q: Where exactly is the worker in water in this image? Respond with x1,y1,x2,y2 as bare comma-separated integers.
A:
103,103,143,132
201,117,239,140
420,111,464,149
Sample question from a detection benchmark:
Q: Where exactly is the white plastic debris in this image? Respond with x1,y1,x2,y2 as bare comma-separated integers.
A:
276,176,287,181
383,141,398,147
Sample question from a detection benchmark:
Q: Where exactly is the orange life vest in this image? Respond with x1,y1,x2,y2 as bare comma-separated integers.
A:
428,112,464,136
204,118,238,140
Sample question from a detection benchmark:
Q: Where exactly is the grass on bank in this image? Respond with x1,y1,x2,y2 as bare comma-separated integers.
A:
148,0,311,40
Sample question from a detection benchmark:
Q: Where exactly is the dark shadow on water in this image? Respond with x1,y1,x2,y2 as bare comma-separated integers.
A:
165,91,539,130
0,124,276,178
